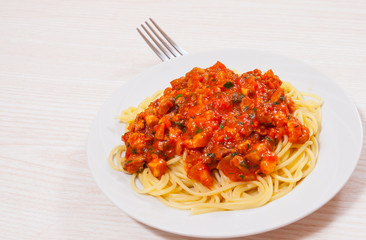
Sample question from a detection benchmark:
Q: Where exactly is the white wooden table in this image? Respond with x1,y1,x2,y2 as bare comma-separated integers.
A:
1,1,365,239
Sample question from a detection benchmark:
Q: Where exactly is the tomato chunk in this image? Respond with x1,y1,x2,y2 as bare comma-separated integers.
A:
287,118,310,144
259,152,278,174
188,162,213,187
148,158,167,178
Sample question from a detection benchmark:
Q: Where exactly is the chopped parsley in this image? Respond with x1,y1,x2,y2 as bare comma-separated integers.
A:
272,101,279,105
240,174,244,179
295,124,299,128
264,136,273,142
174,121,184,127
219,123,225,129
174,93,183,99
206,153,216,158
223,81,234,89
131,148,137,154
231,152,238,157
239,160,249,169
232,93,245,104
195,128,203,134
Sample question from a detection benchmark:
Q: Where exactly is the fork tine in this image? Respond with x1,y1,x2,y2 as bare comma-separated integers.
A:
149,18,187,56
137,18,187,61
141,24,173,60
145,21,177,58
137,28,168,61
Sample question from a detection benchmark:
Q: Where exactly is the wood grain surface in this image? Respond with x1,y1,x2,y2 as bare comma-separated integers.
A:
1,0,365,239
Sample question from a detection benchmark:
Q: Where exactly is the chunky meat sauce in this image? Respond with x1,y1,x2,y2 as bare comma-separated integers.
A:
122,62,309,187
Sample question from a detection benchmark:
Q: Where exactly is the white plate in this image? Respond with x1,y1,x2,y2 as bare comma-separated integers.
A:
87,49,363,238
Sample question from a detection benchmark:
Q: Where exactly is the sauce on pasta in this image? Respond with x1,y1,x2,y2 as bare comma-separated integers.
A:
122,62,309,187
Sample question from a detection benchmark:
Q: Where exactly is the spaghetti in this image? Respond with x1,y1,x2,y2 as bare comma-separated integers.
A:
109,62,322,214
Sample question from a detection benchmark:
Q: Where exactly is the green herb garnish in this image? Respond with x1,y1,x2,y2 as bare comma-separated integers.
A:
264,136,273,142
206,153,216,158
195,128,203,134
239,160,247,168
174,121,184,127
232,93,245,104
223,81,234,89
174,94,183,99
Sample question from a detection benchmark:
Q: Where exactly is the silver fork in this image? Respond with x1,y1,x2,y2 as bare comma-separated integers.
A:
137,18,187,61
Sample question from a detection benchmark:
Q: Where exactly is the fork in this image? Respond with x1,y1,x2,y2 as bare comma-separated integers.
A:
137,18,187,61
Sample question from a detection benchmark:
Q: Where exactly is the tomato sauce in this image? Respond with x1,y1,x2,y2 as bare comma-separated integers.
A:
122,62,309,187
